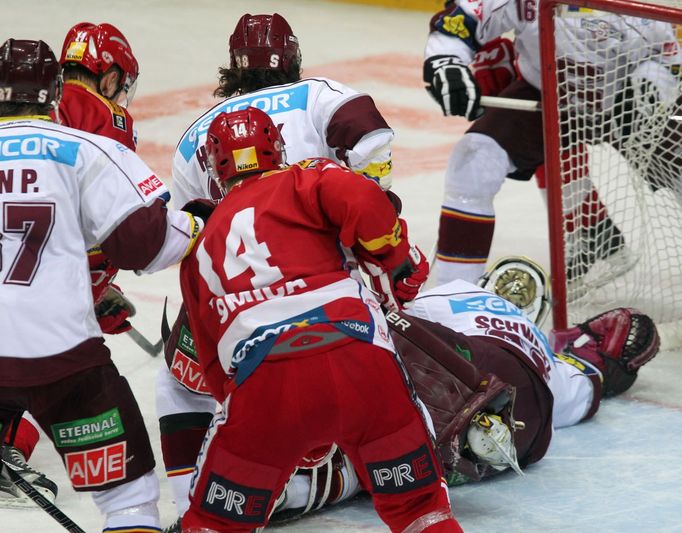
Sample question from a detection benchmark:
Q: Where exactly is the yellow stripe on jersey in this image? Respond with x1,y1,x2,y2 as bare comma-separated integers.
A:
358,219,402,252
165,465,195,477
440,206,494,223
102,527,162,532
65,79,127,116
181,213,204,260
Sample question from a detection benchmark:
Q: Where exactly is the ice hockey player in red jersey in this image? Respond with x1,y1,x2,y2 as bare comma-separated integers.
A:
1,23,146,506
157,13,401,526
56,22,139,149
57,21,149,337
0,39,203,532
177,106,456,533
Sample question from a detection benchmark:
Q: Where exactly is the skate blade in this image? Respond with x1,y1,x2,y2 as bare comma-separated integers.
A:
0,485,56,509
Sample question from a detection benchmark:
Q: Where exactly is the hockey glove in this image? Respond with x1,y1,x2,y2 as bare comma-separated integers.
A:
358,245,429,311
95,285,136,335
424,55,484,120
551,307,659,397
181,198,219,224
393,245,430,304
470,37,516,97
89,248,118,306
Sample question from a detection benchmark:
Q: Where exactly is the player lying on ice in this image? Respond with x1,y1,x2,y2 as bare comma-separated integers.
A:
266,257,660,524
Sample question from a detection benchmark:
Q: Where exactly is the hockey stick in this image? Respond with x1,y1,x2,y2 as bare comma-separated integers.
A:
0,458,85,533
480,95,541,112
126,326,163,357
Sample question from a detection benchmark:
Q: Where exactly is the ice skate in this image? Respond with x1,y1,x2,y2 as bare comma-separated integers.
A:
565,216,639,301
0,446,58,508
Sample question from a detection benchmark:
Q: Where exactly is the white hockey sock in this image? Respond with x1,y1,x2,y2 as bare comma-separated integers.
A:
435,258,487,286
168,471,192,516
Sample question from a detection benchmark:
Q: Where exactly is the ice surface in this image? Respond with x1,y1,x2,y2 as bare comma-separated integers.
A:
4,1,682,531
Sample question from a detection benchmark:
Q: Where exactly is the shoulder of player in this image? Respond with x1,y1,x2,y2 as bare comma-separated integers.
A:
26,121,133,161
63,81,132,120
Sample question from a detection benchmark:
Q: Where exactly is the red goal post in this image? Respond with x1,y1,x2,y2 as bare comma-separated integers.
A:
539,0,682,346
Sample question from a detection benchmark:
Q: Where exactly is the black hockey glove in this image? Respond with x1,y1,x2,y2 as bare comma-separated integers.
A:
424,55,484,121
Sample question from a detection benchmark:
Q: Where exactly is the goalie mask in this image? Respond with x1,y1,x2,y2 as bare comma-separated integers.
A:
205,107,285,193
478,256,551,327
0,39,62,107
229,13,300,73
59,22,139,106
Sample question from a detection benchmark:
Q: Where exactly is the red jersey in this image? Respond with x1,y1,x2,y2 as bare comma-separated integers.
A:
54,80,136,151
180,158,408,402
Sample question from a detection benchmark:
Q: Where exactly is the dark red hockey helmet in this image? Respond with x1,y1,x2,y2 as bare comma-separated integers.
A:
60,22,139,102
205,107,285,190
229,13,300,72
0,39,61,105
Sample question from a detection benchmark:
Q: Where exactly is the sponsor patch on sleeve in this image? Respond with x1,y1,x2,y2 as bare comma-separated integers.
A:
137,174,164,197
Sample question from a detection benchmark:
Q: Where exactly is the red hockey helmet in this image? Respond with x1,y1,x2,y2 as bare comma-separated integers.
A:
205,107,285,190
59,22,139,103
229,13,300,72
0,39,61,106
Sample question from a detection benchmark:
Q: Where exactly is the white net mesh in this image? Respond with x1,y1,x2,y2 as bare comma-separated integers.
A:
549,3,682,331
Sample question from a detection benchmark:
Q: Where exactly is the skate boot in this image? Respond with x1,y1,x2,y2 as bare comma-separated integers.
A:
0,445,58,508
162,517,181,533
565,215,637,284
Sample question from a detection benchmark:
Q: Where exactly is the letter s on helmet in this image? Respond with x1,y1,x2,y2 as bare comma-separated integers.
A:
0,39,62,106
205,107,285,193
59,22,139,103
229,13,300,72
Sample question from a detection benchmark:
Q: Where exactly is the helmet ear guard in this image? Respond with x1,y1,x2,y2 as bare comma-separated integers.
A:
478,256,552,327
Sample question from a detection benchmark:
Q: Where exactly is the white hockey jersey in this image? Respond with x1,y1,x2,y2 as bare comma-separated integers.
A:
425,1,682,113
0,118,200,376
171,77,394,208
407,279,596,427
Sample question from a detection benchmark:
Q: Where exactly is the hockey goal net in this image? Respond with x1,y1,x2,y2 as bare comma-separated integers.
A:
540,0,682,346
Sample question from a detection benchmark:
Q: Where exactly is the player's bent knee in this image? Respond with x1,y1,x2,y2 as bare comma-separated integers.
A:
444,133,512,208
185,444,288,530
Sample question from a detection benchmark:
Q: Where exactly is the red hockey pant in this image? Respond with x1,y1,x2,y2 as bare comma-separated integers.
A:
182,341,461,532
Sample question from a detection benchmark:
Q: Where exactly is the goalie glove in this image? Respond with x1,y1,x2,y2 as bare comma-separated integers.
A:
359,245,429,311
424,55,484,120
551,307,660,397
95,284,136,335
470,37,516,97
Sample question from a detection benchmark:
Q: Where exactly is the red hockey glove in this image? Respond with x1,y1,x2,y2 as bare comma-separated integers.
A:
95,285,136,335
358,245,429,311
89,248,119,305
393,246,429,304
470,37,516,97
